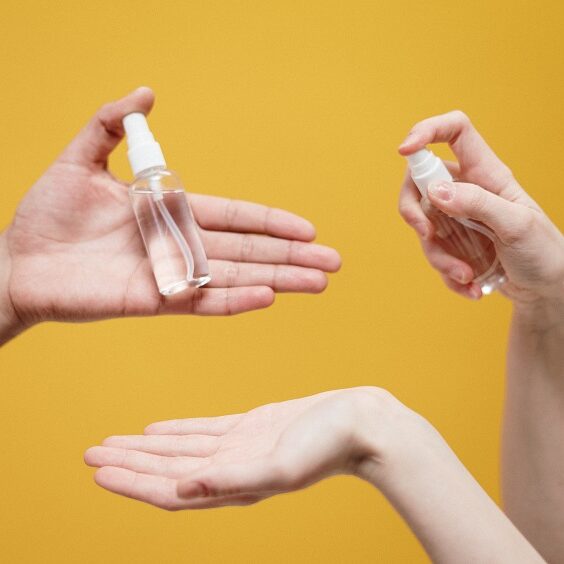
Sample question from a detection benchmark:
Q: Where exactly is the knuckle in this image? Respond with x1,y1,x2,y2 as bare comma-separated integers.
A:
263,206,273,233
191,288,206,311
224,261,239,287
450,109,471,127
467,185,488,214
96,102,113,120
224,287,234,316
398,201,419,224
224,199,238,229
240,234,255,260
498,163,515,185
286,240,298,264
500,209,536,246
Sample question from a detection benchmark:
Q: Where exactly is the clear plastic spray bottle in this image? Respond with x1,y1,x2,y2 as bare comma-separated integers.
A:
406,149,506,295
123,113,211,296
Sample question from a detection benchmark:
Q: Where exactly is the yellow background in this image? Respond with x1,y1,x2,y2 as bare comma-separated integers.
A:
1,1,564,562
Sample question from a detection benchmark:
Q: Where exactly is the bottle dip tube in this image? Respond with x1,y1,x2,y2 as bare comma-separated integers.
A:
406,149,506,295
123,113,211,296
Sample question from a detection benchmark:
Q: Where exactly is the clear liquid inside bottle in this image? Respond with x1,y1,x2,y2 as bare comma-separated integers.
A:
130,186,210,296
421,197,506,295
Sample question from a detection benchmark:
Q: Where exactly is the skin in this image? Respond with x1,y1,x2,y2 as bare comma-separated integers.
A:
0,87,341,346
398,110,564,562
85,387,544,563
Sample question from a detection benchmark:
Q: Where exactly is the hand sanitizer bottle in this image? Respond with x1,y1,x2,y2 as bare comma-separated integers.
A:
123,112,211,296
406,148,506,295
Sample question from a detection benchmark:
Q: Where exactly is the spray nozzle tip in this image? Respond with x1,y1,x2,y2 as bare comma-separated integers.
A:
123,113,166,176
123,112,153,143
406,148,432,168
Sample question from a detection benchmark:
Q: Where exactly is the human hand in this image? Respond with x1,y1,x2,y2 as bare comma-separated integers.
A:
398,111,564,307
84,387,543,561
0,87,340,343
84,387,421,510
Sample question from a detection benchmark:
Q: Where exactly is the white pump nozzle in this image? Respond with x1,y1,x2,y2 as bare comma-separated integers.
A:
123,112,166,176
405,148,453,196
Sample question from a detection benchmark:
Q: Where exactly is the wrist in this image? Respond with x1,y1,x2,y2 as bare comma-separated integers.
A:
348,387,443,488
512,294,564,334
0,230,25,345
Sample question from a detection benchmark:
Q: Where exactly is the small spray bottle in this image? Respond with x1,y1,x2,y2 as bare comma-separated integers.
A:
123,113,211,296
406,148,506,295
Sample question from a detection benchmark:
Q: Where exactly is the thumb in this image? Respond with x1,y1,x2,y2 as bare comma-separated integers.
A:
177,460,285,499
427,180,530,246
58,86,155,169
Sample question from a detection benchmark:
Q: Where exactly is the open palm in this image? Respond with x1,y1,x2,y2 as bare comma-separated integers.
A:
84,388,377,510
6,88,340,327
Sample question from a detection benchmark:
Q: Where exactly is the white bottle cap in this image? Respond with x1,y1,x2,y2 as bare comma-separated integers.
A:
123,113,166,176
406,148,453,196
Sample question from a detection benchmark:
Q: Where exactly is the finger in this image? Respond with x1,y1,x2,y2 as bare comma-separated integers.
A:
208,260,328,293
95,466,183,509
440,274,482,300
177,492,263,510
421,239,475,284
177,460,283,499
102,434,219,457
58,86,155,170
145,413,243,436
189,195,316,242
158,286,275,316
398,110,514,191
93,467,261,510
398,170,434,239
427,180,531,247
84,446,207,478
202,231,342,272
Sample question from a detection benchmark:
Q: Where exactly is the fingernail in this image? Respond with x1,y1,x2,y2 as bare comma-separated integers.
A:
178,481,208,498
428,181,455,201
450,266,467,284
469,285,482,300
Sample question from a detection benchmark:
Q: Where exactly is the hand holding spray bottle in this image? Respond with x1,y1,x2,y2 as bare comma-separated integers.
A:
123,113,211,296
405,149,506,295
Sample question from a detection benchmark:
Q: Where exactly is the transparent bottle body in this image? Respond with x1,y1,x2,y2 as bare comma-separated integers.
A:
130,167,210,296
421,197,506,295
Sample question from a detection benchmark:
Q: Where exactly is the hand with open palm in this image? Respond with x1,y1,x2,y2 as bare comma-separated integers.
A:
84,387,404,510
0,87,341,343
85,388,544,562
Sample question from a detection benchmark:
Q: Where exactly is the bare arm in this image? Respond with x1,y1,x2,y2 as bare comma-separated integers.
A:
398,110,564,561
85,387,544,563
502,299,564,563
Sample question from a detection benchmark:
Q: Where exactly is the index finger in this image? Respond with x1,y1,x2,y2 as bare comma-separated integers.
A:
398,110,515,193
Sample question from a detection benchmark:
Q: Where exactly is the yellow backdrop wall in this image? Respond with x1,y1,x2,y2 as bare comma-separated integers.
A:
1,1,564,562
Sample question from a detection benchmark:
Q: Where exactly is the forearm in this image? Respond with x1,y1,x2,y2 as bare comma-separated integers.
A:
357,407,543,563
502,298,564,562
0,231,24,345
